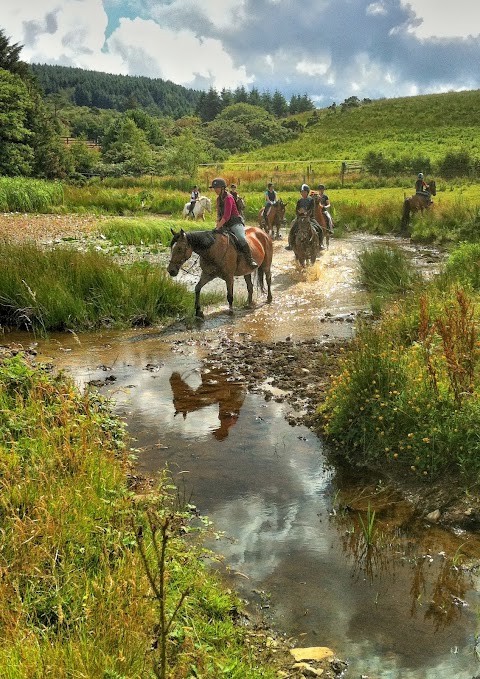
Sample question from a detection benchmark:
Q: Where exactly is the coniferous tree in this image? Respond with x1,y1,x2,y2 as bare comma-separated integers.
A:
271,90,288,117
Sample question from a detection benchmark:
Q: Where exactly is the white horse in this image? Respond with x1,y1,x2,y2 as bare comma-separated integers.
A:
182,195,212,221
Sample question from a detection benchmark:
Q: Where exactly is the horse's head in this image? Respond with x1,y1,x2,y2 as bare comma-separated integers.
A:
167,228,192,277
204,196,212,212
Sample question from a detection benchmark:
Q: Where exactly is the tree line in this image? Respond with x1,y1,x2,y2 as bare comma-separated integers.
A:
31,63,314,122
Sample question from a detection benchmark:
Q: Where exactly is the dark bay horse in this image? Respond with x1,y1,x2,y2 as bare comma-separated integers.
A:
291,214,321,267
401,180,436,229
258,199,287,240
312,195,330,249
235,195,246,217
167,227,273,318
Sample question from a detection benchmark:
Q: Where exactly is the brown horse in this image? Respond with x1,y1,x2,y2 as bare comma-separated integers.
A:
169,366,246,441
167,227,273,318
401,180,436,229
312,195,330,249
235,195,246,217
291,213,321,267
258,199,287,240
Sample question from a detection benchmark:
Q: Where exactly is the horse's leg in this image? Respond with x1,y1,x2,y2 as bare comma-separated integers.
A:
194,272,213,319
225,274,235,315
244,274,254,308
323,228,329,249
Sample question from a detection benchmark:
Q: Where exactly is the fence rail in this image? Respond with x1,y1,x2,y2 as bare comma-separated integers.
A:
61,136,99,149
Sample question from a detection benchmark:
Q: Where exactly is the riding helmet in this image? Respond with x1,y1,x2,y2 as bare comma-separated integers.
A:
417,173,423,179
317,184,325,190
301,184,310,192
209,177,227,189
230,183,237,189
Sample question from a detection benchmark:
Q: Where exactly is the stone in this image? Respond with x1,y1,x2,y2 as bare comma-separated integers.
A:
290,647,334,662
426,509,441,523
292,662,324,676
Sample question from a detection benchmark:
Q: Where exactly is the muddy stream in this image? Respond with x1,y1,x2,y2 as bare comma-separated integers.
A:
12,236,480,678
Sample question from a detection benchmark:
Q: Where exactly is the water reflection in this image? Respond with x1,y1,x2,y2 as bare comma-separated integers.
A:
169,367,246,441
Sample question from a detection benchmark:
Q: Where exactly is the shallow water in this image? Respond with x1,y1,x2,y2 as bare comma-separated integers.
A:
10,236,479,678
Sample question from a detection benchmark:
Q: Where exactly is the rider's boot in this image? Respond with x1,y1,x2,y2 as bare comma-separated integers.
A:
240,242,258,268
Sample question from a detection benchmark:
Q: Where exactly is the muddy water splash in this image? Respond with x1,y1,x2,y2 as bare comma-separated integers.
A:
16,237,480,679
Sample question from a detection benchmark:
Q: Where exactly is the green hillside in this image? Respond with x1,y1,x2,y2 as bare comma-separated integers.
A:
229,90,480,170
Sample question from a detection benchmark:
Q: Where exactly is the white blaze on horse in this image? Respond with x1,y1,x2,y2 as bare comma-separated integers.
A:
182,196,212,221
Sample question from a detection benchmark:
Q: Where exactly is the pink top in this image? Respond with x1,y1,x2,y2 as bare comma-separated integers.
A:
218,192,240,222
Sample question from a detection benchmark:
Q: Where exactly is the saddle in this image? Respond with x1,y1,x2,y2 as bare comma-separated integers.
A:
216,225,242,252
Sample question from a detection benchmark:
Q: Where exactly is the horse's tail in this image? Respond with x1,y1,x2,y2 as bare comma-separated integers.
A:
256,266,265,295
401,199,410,228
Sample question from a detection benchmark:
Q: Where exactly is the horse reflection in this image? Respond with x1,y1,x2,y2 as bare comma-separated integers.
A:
169,367,246,440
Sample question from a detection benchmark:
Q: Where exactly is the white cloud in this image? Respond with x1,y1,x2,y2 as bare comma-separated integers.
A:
2,1,253,89
366,2,387,16
400,0,480,38
107,17,253,89
2,0,125,73
296,59,330,77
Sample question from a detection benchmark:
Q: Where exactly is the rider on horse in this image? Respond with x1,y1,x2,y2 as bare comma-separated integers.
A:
230,184,242,212
188,185,199,216
315,184,334,233
210,177,257,268
263,183,277,225
415,173,432,204
286,184,324,250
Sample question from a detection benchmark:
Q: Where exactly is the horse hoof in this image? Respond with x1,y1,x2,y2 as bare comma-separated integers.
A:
195,310,204,320
228,308,234,316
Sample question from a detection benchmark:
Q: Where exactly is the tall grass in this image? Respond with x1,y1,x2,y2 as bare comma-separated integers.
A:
0,178,64,212
0,354,279,678
0,242,193,331
320,283,480,479
101,216,213,247
358,245,421,296
442,243,480,290
64,186,189,216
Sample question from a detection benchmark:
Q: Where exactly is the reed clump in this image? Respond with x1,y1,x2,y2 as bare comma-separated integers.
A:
0,242,193,331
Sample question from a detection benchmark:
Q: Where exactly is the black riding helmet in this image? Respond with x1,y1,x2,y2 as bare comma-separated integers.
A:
301,184,310,192
317,184,325,190
209,177,227,189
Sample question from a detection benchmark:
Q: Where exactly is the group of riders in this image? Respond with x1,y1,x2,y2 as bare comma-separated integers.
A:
187,178,336,267
186,171,431,268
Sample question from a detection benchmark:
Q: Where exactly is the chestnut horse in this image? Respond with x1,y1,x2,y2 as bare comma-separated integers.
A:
167,227,273,318
312,195,330,249
291,214,321,267
258,199,287,239
401,180,436,229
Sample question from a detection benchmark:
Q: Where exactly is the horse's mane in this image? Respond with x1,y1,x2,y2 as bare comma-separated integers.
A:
188,230,217,250
171,229,217,251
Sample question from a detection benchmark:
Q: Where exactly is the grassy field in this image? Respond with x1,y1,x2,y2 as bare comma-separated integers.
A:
220,89,480,182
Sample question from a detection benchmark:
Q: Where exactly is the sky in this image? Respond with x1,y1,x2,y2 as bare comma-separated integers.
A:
2,0,480,105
